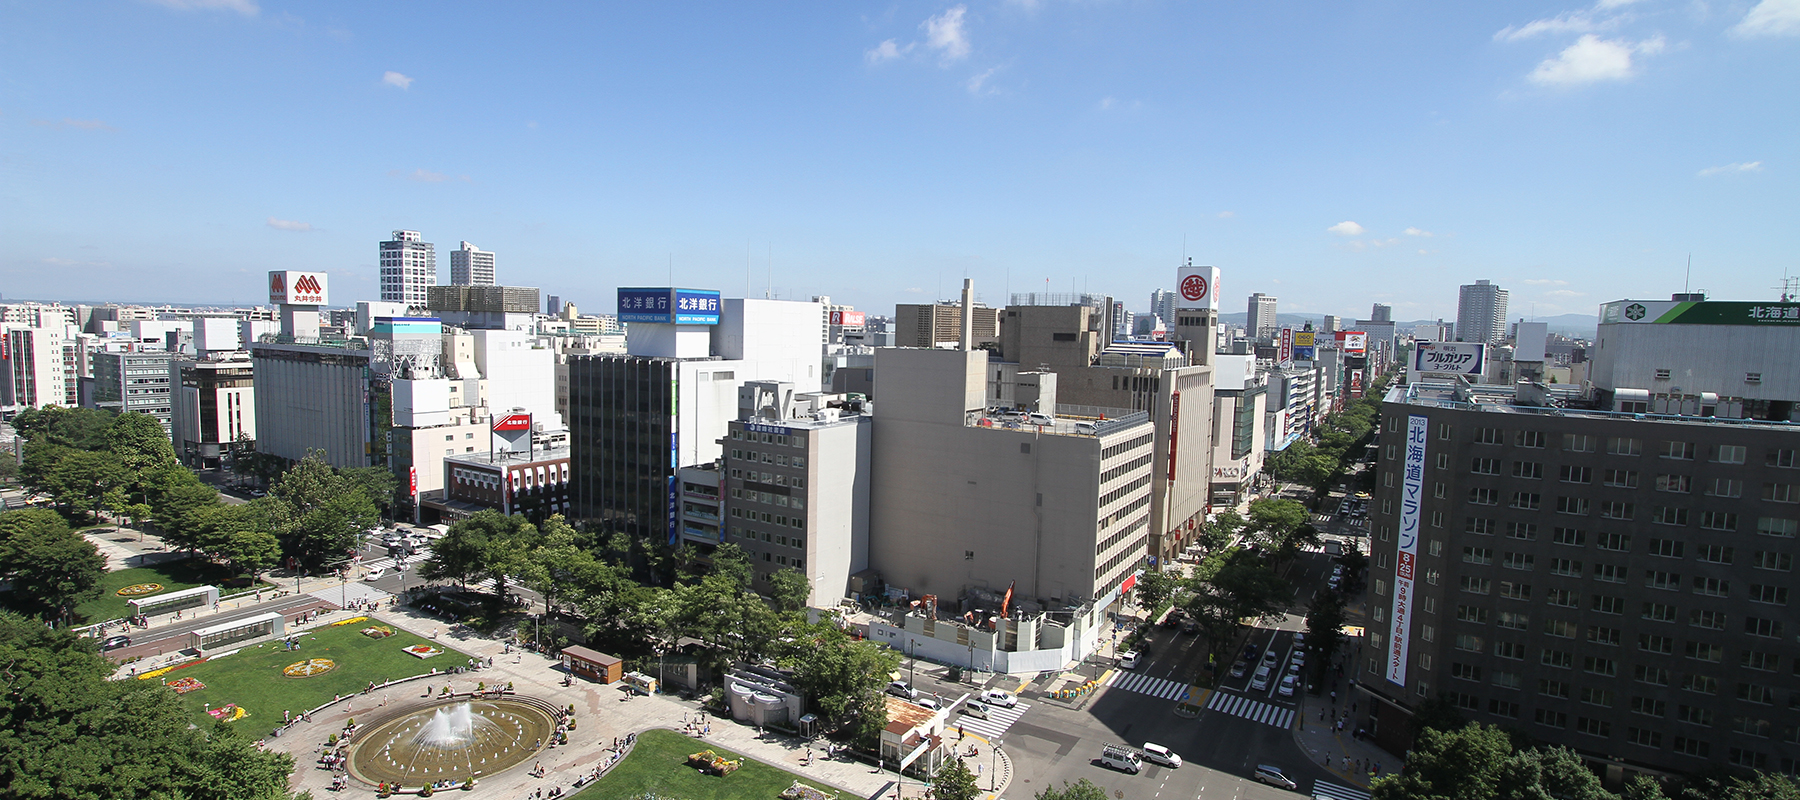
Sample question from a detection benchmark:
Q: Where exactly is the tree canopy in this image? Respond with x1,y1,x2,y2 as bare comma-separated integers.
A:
0,612,300,799
0,509,106,622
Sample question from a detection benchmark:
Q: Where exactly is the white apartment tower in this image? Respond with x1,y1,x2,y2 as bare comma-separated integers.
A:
1247,292,1278,341
450,241,496,286
380,230,437,309
1455,279,1509,344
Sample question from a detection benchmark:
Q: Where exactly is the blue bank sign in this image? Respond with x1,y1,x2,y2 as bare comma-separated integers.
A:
617,287,722,325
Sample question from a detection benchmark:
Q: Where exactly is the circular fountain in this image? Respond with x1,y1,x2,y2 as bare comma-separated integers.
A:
345,698,557,788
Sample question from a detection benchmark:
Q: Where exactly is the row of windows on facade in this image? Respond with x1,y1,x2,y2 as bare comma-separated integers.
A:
1450,457,1768,496
731,488,805,509
730,429,805,447
729,449,807,469
729,508,805,531
1373,563,1790,610
1442,539,1791,572
1396,424,1798,466
1379,491,1799,534
729,531,805,569
1403,600,1790,641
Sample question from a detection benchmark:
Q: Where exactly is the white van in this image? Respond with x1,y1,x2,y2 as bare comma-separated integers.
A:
1023,412,1053,426
1250,665,1273,691
1140,743,1182,768
1100,744,1142,774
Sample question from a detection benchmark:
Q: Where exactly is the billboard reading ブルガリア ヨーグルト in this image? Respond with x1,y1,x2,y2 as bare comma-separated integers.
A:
1411,341,1484,377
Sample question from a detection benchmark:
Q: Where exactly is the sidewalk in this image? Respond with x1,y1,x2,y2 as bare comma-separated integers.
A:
1289,585,1393,789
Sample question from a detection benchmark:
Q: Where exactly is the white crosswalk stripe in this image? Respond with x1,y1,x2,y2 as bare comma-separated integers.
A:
359,558,397,572
954,701,1030,740
1101,670,1188,700
1312,779,1371,800
1204,690,1296,729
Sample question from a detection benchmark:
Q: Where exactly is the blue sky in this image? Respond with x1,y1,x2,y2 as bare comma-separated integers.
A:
2,0,1795,322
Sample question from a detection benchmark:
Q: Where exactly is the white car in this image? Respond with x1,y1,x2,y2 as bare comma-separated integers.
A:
1119,651,1141,669
1278,675,1297,697
1140,742,1182,768
1250,666,1273,691
980,689,1018,708
364,567,386,580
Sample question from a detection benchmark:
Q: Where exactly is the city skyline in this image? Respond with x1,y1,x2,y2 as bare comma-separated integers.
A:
3,1,1795,318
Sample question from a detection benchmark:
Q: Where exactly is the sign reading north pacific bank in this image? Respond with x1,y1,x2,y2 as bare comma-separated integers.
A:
617,287,722,325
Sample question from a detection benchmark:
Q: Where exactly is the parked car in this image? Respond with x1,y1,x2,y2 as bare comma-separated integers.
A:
1278,675,1297,697
980,689,1018,708
916,696,941,711
1250,665,1273,691
886,681,917,700
100,635,131,651
1260,650,1280,669
1119,651,1141,669
960,700,990,720
1140,742,1182,768
1181,620,1200,635
247,488,267,497
1229,660,1249,678
1255,765,1297,789
1100,744,1142,774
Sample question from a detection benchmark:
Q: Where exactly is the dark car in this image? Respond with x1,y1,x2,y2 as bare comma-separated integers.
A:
101,635,131,651
1229,660,1249,678
1241,643,1260,660
1181,620,1200,635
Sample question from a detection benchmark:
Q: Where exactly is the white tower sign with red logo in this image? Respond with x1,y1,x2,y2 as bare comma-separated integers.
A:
268,271,329,306
1175,264,1219,311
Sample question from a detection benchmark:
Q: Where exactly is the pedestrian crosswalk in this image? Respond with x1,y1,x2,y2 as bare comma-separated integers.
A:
955,701,1030,740
1312,779,1371,800
1204,690,1296,729
359,557,398,572
1101,670,1189,701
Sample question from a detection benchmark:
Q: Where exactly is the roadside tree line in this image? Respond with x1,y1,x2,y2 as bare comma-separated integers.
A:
1264,372,1393,497
420,510,901,747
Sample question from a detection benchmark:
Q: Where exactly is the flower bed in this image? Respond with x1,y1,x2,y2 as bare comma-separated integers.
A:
139,657,208,681
402,644,443,659
331,616,370,627
168,677,206,694
116,583,164,597
282,658,338,678
207,703,247,721
361,625,396,639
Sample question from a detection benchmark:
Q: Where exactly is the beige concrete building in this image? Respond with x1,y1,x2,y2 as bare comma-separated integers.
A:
894,302,999,349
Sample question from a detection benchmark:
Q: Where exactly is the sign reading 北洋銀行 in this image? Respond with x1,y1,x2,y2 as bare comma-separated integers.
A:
617,288,721,325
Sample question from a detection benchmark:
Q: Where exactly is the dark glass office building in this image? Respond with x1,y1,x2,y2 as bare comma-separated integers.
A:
567,355,678,547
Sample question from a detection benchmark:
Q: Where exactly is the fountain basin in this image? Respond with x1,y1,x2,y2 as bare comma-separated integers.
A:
345,698,557,788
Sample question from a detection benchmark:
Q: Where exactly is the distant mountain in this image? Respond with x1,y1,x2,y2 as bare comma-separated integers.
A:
1212,311,1597,340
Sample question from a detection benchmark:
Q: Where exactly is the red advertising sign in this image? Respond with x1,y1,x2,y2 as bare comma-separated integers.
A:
1349,369,1365,398
829,310,866,327
492,413,532,432
409,466,418,499
1179,273,1208,303
1167,391,1181,481
1280,328,1294,363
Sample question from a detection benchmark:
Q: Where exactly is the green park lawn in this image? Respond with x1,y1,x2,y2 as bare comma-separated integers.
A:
573,729,841,800
79,558,264,623
160,619,461,727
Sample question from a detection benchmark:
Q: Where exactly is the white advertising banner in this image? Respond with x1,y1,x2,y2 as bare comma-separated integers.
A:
1410,341,1485,377
1386,414,1428,686
1176,265,1220,311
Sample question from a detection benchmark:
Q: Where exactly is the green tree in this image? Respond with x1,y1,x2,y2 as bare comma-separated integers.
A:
421,510,535,607
1182,548,1291,664
1371,722,1514,800
766,568,812,613
1303,591,1346,684
0,611,300,799
779,619,900,742
580,581,675,660
1133,569,1181,611
342,466,398,514
709,542,754,592
151,469,222,552
41,449,126,519
268,452,380,570
105,412,178,503
10,405,116,450
1622,775,1670,800
1034,778,1110,800
930,756,981,800
198,501,283,582
519,515,609,618
1246,498,1309,546
0,509,106,622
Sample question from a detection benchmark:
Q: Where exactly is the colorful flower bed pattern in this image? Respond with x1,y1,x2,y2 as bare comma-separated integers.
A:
402,645,443,659
116,583,164,597
282,658,338,678
139,657,209,681
361,625,395,639
331,616,370,627
207,704,247,721
168,677,206,694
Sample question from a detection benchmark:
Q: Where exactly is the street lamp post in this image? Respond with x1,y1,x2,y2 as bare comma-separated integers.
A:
991,740,1002,792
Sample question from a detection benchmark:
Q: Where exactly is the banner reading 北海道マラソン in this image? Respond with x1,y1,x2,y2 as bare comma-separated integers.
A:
1387,414,1428,687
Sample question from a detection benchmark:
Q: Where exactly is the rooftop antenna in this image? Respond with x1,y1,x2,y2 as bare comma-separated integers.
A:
766,243,772,300
1684,254,1691,295
1776,270,1799,302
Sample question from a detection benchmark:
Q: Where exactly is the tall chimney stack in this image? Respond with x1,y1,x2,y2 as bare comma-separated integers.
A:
960,278,975,351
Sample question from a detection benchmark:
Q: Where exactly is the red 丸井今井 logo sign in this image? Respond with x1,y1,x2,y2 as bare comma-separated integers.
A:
492,414,532,432
1179,274,1208,302
269,273,286,294
294,274,323,295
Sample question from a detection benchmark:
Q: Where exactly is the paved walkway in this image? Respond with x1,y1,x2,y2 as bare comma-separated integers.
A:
258,602,1012,799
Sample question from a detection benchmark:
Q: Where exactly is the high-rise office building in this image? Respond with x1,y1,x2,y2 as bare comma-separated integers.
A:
1371,303,1392,323
449,241,496,286
1248,293,1279,341
1151,289,1180,330
1361,380,1800,778
379,230,436,309
1456,280,1509,344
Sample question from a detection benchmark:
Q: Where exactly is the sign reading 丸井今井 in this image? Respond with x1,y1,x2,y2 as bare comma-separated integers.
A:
1387,414,1428,687
617,287,722,325
268,271,329,305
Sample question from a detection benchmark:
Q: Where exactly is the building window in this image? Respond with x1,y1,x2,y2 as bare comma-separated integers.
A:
1462,546,1493,565
1474,427,1503,445
1696,544,1733,564
1597,532,1630,551
1535,709,1568,728
1690,609,1727,630
1512,461,1543,479
1767,448,1797,469
1542,649,1573,669
1757,517,1798,537
1600,502,1635,520
1586,625,1621,646
1516,430,1546,449
1750,584,1789,605
1546,588,1579,608
1641,603,1676,623
1661,441,1696,460
1635,665,1671,686
1752,550,1792,571
1700,511,1739,531
1559,465,1592,484
1608,437,1642,456
1604,469,1639,488
1551,527,1585,546
1692,576,1729,597
1506,523,1537,541
1591,595,1625,614
1470,457,1499,475
1466,517,1496,535
1638,633,1675,654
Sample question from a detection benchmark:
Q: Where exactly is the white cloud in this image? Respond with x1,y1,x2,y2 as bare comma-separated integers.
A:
1495,10,1606,41
147,0,258,15
43,257,112,268
1697,161,1764,176
1522,279,1569,286
1217,211,1235,219
1370,238,1401,248
382,71,414,90
1545,289,1586,298
966,67,998,95
1327,221,1366,236
390,168,448,182
865,39,911,64
1098,96,1115,110
1404,226,1433,237
1417,249,1432,256
266,217,313,232
923,6,971,62
1528,34,1662,86
1731,0,1800,37
30,118,116,131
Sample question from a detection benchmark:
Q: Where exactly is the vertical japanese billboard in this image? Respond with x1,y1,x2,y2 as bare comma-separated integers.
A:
1279,328,1293,363
1387,414,1428,686
1293,330,1316,361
